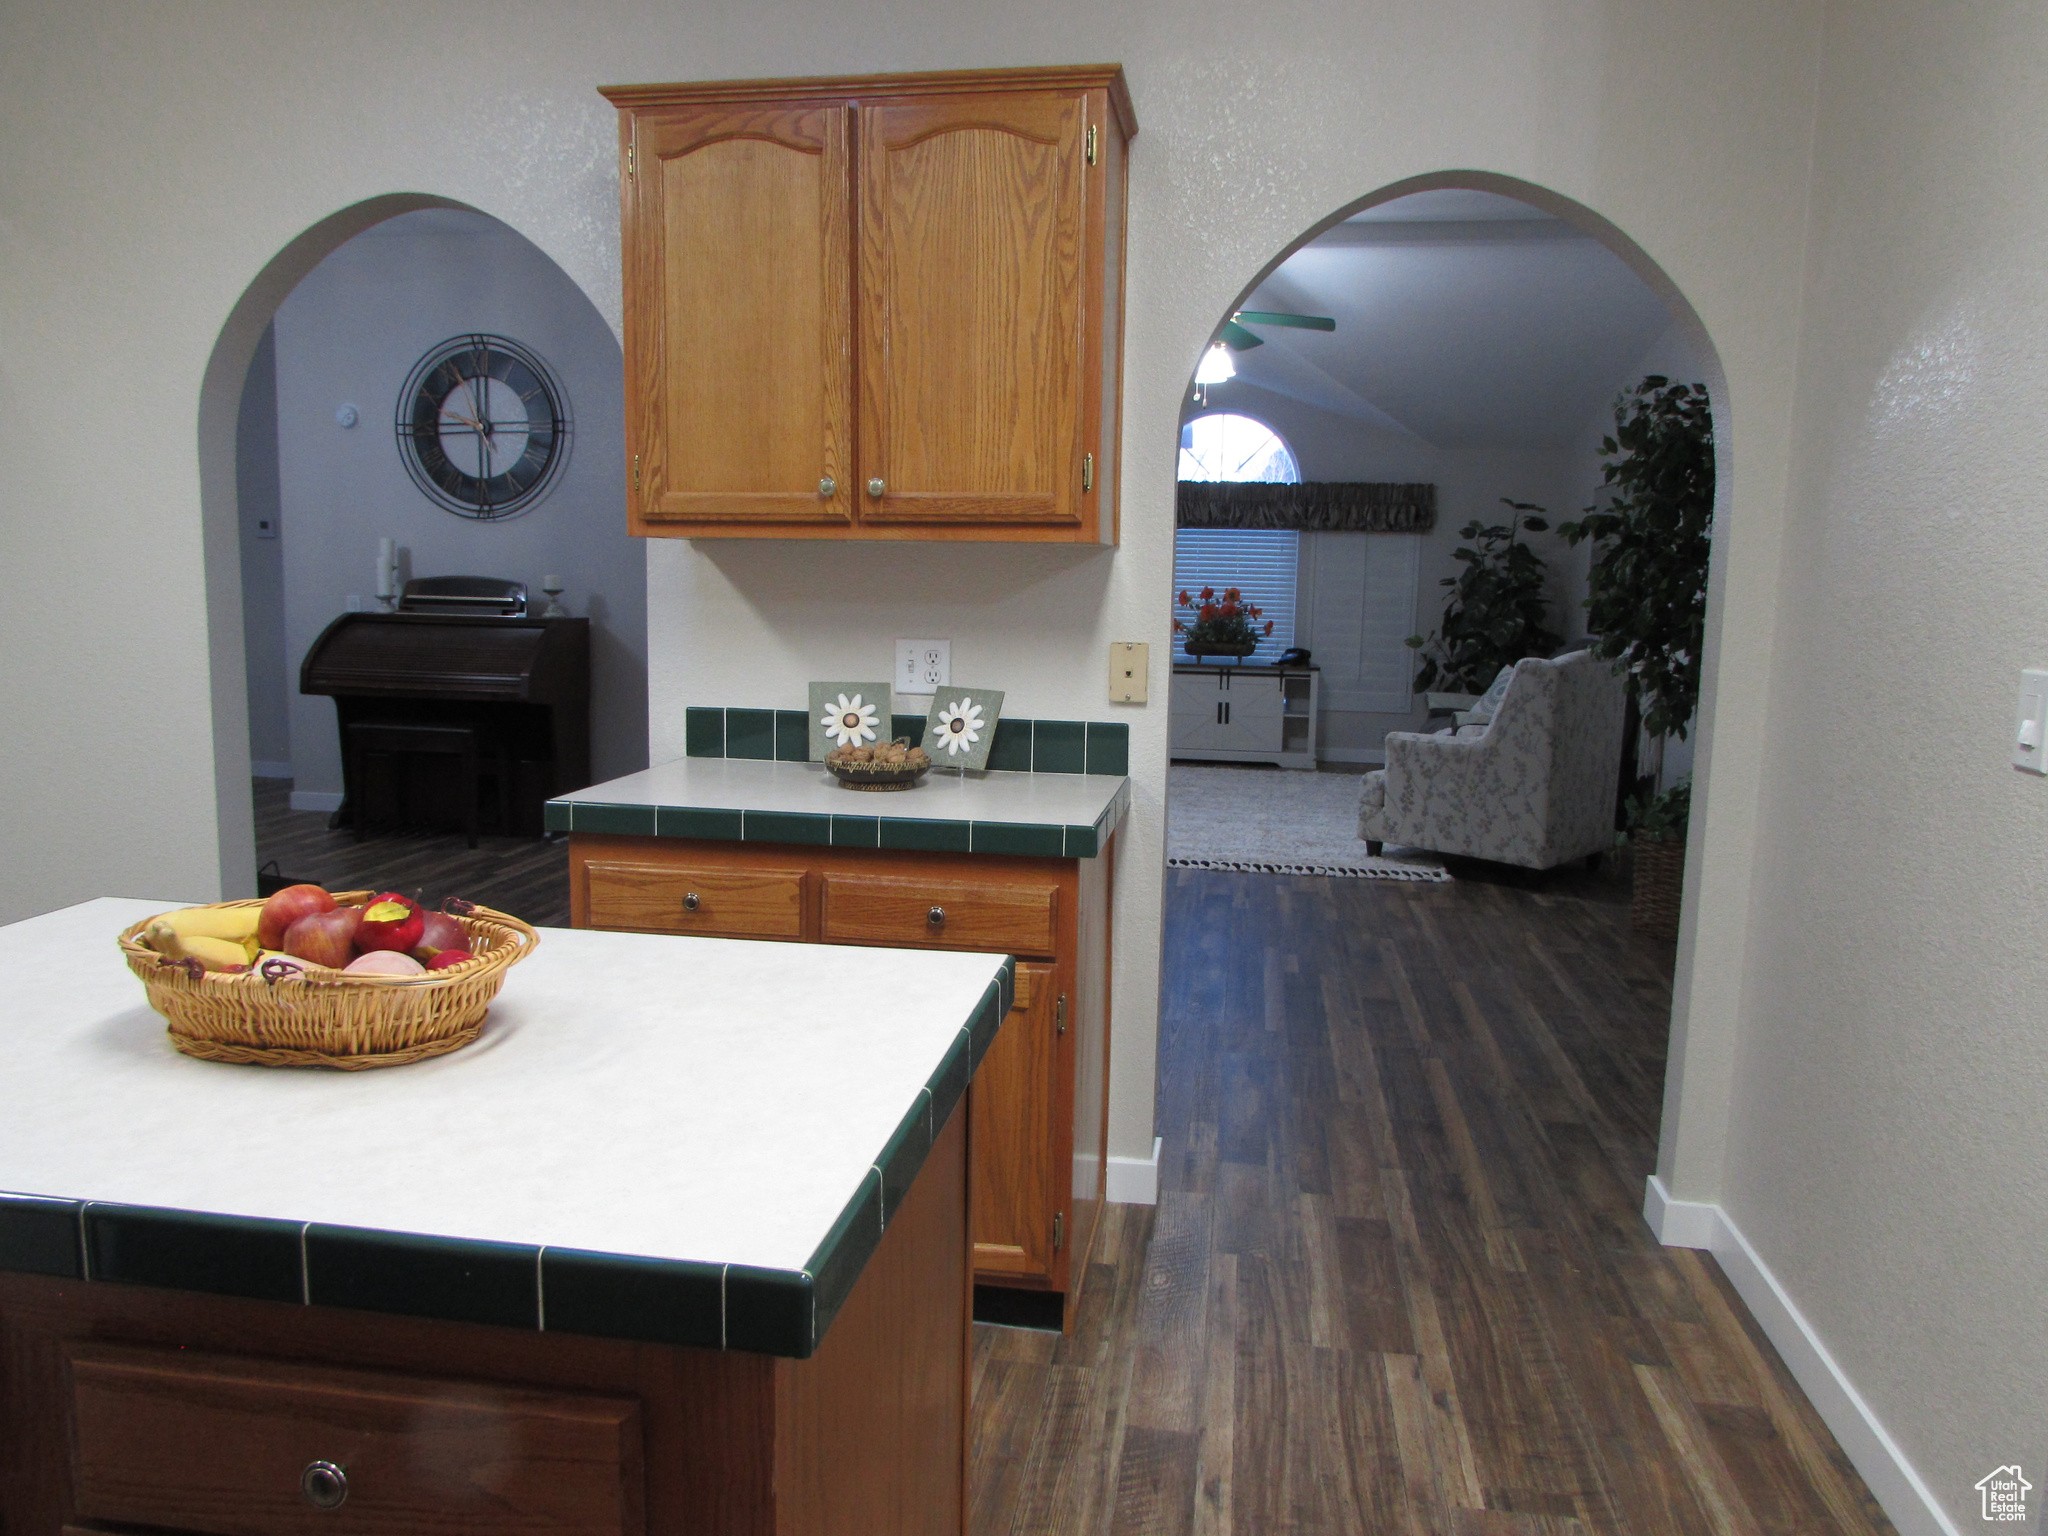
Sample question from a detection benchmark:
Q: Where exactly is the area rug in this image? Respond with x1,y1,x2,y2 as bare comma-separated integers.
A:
1166,765,1451,882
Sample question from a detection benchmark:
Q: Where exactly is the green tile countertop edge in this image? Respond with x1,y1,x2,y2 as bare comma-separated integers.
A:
0,962,1016,1360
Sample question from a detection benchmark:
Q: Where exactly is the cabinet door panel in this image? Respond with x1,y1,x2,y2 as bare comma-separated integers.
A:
630,103,852,526
857,93,1084,526
970,963,1060,1282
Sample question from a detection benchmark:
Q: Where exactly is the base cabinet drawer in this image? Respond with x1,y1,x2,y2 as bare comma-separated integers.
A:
583,860,807,940
820,873,1058,956
66,1342,642,1536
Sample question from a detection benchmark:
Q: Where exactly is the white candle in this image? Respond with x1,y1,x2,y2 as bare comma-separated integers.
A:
543,573,564,591
376,538,396,599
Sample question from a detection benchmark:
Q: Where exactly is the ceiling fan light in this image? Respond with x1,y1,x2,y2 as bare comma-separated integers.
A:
1195,342,1236,385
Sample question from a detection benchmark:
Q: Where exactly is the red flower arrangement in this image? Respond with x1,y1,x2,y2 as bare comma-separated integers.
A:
1174,586,1275,652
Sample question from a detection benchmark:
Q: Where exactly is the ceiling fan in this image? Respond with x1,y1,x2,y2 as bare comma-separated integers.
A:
1216,308,1336,350
1192,309,1336,402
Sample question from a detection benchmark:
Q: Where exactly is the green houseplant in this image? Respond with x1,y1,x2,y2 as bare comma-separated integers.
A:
1559,375,1713,934
1558,377,1715,745
1405,500,1560,694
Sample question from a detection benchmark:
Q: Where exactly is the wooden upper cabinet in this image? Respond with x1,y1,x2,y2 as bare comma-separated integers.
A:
626,102,854,528
857,93,1082,529
602,67,1133,543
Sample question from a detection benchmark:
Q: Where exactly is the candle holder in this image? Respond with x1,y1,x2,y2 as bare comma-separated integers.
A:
539,576,569,619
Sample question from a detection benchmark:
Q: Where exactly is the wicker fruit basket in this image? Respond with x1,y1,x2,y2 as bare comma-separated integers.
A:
825,759,931,792
118,893,538,1069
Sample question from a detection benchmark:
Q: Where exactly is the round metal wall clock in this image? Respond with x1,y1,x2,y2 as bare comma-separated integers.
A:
394,334,571,519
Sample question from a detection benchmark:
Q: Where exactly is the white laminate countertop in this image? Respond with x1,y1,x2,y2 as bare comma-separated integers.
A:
551,756,1131,856
0,898,1008,1275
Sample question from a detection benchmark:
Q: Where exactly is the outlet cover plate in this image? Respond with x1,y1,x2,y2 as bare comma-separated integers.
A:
895,639,950,695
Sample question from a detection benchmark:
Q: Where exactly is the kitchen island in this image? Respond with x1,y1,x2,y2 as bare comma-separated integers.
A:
0,897,1013,1534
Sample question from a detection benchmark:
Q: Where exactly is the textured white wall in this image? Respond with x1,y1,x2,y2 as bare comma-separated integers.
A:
0,0,1823,1283
1728,0,2048,1514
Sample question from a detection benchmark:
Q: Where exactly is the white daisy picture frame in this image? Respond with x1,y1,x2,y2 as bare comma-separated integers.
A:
809,681,895,762
923,686,1005,773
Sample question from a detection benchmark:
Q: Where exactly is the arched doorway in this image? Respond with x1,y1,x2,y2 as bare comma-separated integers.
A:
198,195,641,909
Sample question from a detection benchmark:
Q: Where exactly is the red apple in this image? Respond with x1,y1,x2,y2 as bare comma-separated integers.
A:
423,948,475,971
412,909,467,959
354,893,424,954
257,883,336,950
283,906,362,968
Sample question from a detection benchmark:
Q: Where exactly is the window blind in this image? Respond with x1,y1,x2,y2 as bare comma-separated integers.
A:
1172,528,1299,662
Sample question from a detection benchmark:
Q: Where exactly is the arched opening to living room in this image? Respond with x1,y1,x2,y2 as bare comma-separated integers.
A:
967,171,1884,1536
196,195,642,924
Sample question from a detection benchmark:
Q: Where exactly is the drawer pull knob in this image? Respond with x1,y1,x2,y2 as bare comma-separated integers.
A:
818,476,836,497
683,892,701,912
927,905,946,927
302,1460,349,1510
867,477,887,497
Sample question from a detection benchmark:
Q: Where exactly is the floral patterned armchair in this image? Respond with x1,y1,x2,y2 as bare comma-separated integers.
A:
1358,650,1626,870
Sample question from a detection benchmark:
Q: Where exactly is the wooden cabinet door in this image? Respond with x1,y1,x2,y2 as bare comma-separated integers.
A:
970,962,1062,1284
626,102,853,529
856,91,1087,529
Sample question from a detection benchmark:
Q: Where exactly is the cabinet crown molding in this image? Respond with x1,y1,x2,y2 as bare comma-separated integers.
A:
600,63,1137,137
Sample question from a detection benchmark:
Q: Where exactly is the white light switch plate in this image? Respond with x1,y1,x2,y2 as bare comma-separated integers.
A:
1109,641,1149,703
2016,669,2048,773
895,639,950,695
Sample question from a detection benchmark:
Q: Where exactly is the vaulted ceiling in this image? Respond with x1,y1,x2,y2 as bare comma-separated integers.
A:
1213,190,1676,450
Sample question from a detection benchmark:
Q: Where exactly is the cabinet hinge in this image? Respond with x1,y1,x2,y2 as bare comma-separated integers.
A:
1082,453,1094,493
1054,1211,1065,1251
1056,993,1068,1035
626,141,636,180
633,455,641,492
1085,124,1098,166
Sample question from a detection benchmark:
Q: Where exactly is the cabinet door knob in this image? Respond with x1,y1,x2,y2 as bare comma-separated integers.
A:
927,905,946,927
867,477,886,497
683,893,701,912
302,1460,349,1510
818,477,836,497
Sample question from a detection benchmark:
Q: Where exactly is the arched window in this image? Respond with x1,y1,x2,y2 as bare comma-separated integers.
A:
1174,415,1300,659
1178,413,1301,484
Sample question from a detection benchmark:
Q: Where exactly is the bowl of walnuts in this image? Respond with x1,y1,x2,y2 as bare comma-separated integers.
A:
824,738,932,791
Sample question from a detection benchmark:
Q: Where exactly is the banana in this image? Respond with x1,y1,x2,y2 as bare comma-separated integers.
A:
146,906,262,945
155,933,258,972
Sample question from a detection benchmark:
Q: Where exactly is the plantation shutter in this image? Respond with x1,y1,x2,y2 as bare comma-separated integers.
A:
1172,529,1299,662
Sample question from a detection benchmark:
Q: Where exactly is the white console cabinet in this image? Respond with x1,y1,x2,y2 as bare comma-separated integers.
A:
1169,664,1319,768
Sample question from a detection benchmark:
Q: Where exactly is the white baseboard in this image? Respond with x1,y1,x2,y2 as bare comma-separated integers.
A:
1315,748,1385,766
1106,1136,1161,1206
1643,1177,1961,1536
250,760,293,780
289,790,343,813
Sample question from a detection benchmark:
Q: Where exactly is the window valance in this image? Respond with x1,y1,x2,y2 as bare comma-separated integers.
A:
1175,480,1436,532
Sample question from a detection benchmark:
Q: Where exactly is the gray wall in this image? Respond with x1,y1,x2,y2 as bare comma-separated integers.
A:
236,324,290,776
270,208,644,804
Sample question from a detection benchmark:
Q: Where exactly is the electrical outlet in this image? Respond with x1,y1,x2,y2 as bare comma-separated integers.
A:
895,639,951,694
1109,641,1149,703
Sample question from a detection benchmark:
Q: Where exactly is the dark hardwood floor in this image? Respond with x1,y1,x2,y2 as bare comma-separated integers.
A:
971,866,1896,1536
251,778,572,926
253,781,1893,1534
